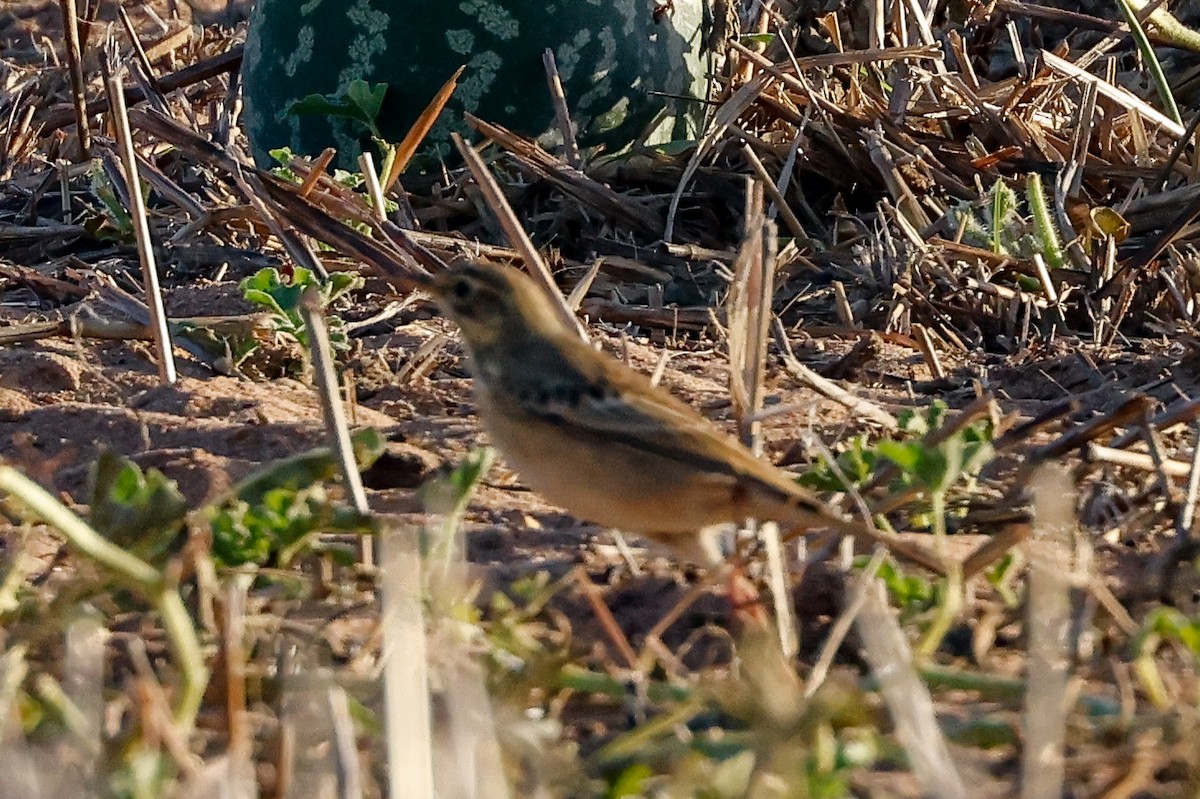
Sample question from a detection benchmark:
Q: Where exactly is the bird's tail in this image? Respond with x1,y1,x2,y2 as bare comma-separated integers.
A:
779,495,948,576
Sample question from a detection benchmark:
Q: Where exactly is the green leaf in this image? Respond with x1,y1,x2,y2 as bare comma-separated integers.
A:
208,499,273,567
875,440,923,475
240,288,287,318
325,271,363,301
208,484,374,569
204,429,383,567
864,558,937,612
1138,607,1200,657
88,452,186,565
237,267,365,369
269,147,300,183
1115,0,1182,126
288,79,388,139
608,764,652,798
222,428,385,509
420,448,495,519
269,146,296,165
1025,172,1066,270
989,178,1019,255
796,437,876,492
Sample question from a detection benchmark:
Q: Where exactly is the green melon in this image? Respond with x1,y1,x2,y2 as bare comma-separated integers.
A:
241,0,710,169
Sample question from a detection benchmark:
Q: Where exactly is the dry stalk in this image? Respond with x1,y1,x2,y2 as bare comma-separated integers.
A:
57,0,91,159
772,318,899,431
451,131,585,339
542,48,582,169
103,44,177,384
298,288,371,517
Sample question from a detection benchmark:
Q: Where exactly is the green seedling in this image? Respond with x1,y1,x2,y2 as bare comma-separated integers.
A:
797,435,877,494
204,427,384,568
985,551,1022,608
801,403,994,524
289,78,388,141
947,176,1068,276
878,403,994,656
208,484,369,568
861,558,939,616
946,179,1022,257
878,404,994,525
285,79,401,184
88,451,187,567
805,403,994,657
1025,172,1065,269
238,265,364,373
989,176,1019,256
83,164,136,241
1132,606,1200,710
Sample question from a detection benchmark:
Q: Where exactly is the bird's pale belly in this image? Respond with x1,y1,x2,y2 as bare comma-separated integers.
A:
482,412,741,535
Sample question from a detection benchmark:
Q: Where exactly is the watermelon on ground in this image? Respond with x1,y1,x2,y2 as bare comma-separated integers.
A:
241,0,710,168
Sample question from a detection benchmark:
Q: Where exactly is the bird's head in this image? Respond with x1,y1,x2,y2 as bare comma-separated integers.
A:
430,261,566,353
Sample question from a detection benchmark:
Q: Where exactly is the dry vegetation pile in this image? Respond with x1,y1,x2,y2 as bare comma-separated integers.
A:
1,0,1200,796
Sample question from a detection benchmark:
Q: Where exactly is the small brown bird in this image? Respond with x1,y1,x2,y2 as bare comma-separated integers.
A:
429,261,940,571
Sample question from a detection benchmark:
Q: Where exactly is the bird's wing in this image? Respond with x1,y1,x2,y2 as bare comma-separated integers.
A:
502,335,809,496
501,337,949,573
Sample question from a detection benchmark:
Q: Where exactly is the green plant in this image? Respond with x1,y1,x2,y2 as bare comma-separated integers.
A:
1132,606,1200,709
238,265,364,373
0,464,207,730
877,402,994,524
288,79,404,183
83,165,136,241
1025,172,1065,269
88,451,187,566
946,176,1068,272
878,403,994,656
800,402,995,527
990,176,1019,256
0,427,385,734
802,402,995,656
796,436,877,493
205,427,384,568
864,558,939,615
290,78,388,141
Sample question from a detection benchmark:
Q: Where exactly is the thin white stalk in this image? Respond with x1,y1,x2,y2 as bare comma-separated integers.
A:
857,580,966,799
1020,465,1074,799
380,524,435,799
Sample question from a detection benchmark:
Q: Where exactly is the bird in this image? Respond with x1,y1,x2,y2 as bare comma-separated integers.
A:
427,260,943,573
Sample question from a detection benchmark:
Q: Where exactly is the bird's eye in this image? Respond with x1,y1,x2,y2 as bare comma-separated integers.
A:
452,278,473,300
